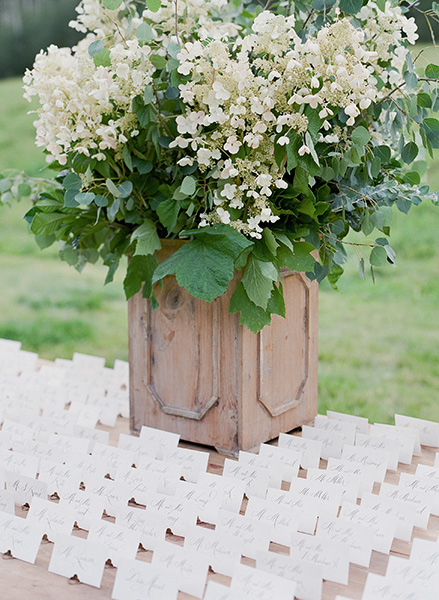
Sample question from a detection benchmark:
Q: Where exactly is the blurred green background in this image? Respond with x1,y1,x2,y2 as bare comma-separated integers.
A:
0,1,438,424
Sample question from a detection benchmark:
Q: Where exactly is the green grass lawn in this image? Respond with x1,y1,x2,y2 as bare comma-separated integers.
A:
1,71,439,423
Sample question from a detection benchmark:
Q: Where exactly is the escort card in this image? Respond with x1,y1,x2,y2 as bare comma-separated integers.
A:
139,426,180,460
215,509,271,560
289,478,343,518
395,414,439,447
204,581,239,600
385,554,439,592
2,420,33,446
5,471,48,505
265,489,318,535
341,444,389,481
92,443,134,479
301,425,344,460
163,447,210,483
72,424,110,452
0,430,12,449
176,480,224,524
115,467,159,506
118,433,156,463
152,541,210,599
256,550,323,600
245,496,299,546
87,478,131,517
289,532,350,585
27,497,76,540
112,558,178,600
0,448,39,478
379,482,431,529
258,444,302,483
355,433,400,471
197,473,245,514
59,490,106,530
339,502,397,554
66,453,109,490
147,492,198,537
326,457,375,496
18,440,62,464
136,458,181,495
278,433,322,469
361,492,417,542
88,520,140,567
184,524,241,576
0,489,15,514
398,472,439,514
316,516,373,567
222,459,269,499
306,468,361,503
416,464,439,481
238,451,283,489
38,460,82,497
326,410,369,434
314,415,357,445
370,423,419,460
231,563,296,600
0,512,44,563
69,401,101,429
363,573,432,600
49,532,107,587
410,536,439,566
115,505,167,551
48,433,90,458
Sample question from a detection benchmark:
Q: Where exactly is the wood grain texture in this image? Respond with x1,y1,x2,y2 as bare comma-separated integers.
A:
129,241,318,454
2,416,438,600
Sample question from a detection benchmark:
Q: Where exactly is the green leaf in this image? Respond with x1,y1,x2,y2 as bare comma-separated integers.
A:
229,283,271,333
63,173,82,191
180,176,196,196
136,22,154,41
150,54,167,70
167,41,180,59
132,219,161,256
146,0,161,11
18,183,32,197
157,198,180,231
373,145,391,163
425,64,439,79
278,241,316,272
124,255,157,299
423,118,439,149
93,48,111,68
103,0,122,8
30,213,68,236
371,207,393,230
88,40,105,57
75,192,95,205
417,92,432,109
267,282,285,318
106,178,120,197
339,0,363,14
262,229,279,256
370,245,387,266
118,181,133,198
401,141,419,164
351,126,371,146
404,70,418,89
241,256,278,310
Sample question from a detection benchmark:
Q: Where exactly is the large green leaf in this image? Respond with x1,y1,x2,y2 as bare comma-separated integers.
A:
131,219,161,256
423,118,439,149
30,212,69,236
339,0,363,14
277,241,316,272
229,283,271,333
241,255,278,310
124,254,157,299
147,0,161,11
157,198,180,231
401,141,418,164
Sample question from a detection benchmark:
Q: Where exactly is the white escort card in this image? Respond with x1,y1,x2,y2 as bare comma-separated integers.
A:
184,524,241,577
0,448,39,478
289,531,350,585
289,478,343,518
59,490,106,530
139,426,180,460
136,458,181,495
87,479,131,517
326,410,369,434
5,471,48,505
92,443,134,479
363,572,434,600
395,414,439,447
316,516,373,568
0,489,15,514
314,415,357,445
88,520,140,567
163,447,210,483
215,509,271,560
18,439,62,464
115,505,167,550
326,458,374,496
258,444,302,483
38,460,82,497
398,472,439,514
306,468,361,503
2,420,33,446
256,550,323,600
379,482,431,529
27,497,76,541
197,472,245,513
176,480,224,524
48,433,90,458
231,563,296,600
152,541,210,599
339,502,397,554
245,496,299,546
416,464,439,481
370,423,420,460
361,492,417,542
49,532,108,587
0,512,44,563
355,433,400,471
278,433,322,469
68,401,100,429
112,558,179,600
147,492,198,537
410,537,439,566
385,554,439,592
204,581,239,600
66,453,109,490
238,451,283,489
265,488,318,535
222,459,269,499
341,444,390,481
301,425,344,460
115,467,159,506
72,424,110,452
118,433,155,463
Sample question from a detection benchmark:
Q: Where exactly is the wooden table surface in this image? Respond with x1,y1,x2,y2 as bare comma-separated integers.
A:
1,416,438,600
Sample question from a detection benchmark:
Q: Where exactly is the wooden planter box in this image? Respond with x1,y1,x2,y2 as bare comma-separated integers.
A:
128,241,318,455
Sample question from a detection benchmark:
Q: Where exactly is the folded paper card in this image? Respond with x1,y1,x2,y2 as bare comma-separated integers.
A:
0,512,44,563
112,558,179,600
230,563,296,600
49,532,107,587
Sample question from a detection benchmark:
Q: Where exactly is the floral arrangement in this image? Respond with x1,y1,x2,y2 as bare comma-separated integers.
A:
2,0,439,331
